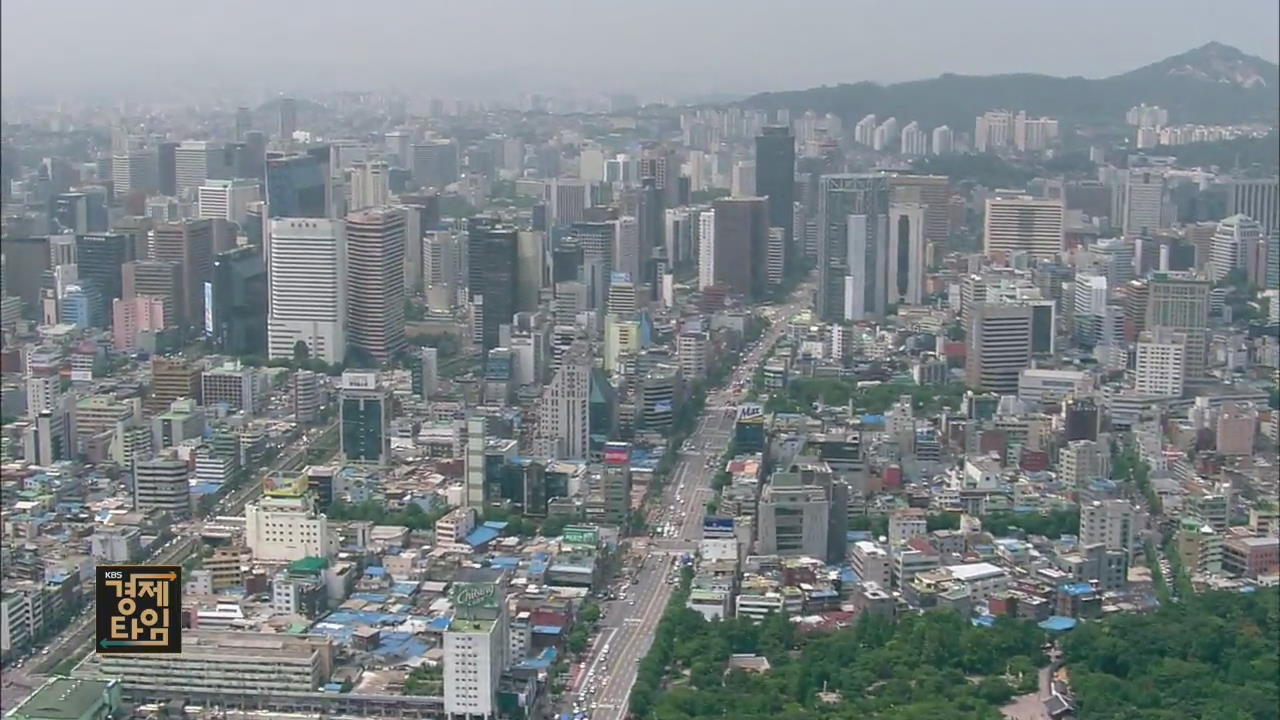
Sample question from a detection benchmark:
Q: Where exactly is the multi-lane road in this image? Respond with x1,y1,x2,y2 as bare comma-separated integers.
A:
567,281,811,720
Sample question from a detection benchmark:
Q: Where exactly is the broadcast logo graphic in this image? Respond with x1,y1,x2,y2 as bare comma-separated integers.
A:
96,565,182,654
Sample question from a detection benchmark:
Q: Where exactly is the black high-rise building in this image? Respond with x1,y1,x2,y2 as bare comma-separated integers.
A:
75,232,135,322
756,126,796,265
240,131,267,180
210,246,267,355
467,217,519,355
265,152,326,218
638,177,664,289
235,106,252,141
157,142,177,197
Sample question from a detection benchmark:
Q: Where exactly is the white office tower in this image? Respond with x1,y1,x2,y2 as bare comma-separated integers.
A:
465,416,487,510
732,161,756,197
983,194,1064,260
1209,214,1263,283
766,227,785,287
1058,439,1108,490
1122,169,1167,237
244,487,334,562
26,375,59,418
613,216,641,285
872,117,898,152
842,212,891,321
887,203,925,305
423,231,458,313
677,331,709,380
698,209,716,289
444,571,509,720
348,160,390,211
548,178,590,227
267,219,347,364
1134,328,1187,397
931,125,954,155
420,346,439,399
534,342,591,460
899,121,928,156
111,149,157,196
974,110,1013,152
607,277,638,315
133,454,191,519
853,114,877,146
174,141,218,196
384,129,413,166
197,178,260,226
579,144,606,183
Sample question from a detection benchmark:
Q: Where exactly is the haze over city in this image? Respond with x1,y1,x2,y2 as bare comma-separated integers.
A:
2,0,1278,102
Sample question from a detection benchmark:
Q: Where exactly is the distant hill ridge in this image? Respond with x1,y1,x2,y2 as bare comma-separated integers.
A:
740,42,1279,128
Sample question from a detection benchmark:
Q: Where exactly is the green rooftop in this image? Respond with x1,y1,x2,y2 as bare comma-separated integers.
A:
289,556,330,575
8,678,120,720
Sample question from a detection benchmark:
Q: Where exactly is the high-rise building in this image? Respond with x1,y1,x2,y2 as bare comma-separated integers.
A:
443,570,509,719
872,117,898,152
267,218,347,364
1227,177,1279,239
899,121,928,156
339,371,390,467
974,110,1013,152
1145,272,1210,379
766,226,785,287
548,178,590,228
755,125,796,262
887,203,925,306
888,174,951,248
637,178,665,288
711,197,769,298
983,194,1064,260
1080,500,1141,560
278,96,297,140
1134,328,1187,397
966,302,1033,394
931,125,954,155
235,106,252,140
697,209,717,290
1122,169,1167,237
133,454,191,520
266,153,327,218
345,208,407,364
854,114,877,146
197,178,260,226
467,217,519,355
123,257,181,330
150,219,213,327
210,246,267,355
347,160,390,211
676,331,708,380
534,342,591,460
423,230,458,313
174,141,221,196
818,174,890,321
465,416,487,510
639,143,679,207
411,140,459,189
756,471,831,560
76,232,135,320
1209,213,1264,284
111,150,157,198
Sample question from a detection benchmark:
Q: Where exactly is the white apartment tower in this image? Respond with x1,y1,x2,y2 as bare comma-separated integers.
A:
698,209,716,289
899,121,928,156
267,218,347,364
1134,328,1187,397
854,114,877,146
931,125,954,155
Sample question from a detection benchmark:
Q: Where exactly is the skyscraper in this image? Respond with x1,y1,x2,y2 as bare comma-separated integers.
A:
711,197,769,299
887,203,926,306
210,246,267,355
339,371,390,467
278,96,297,141
197,178,261,226
818,174,890,321
1227,177,1278,239
1145,272,1210,379
266,153,327,218
899,121,928,156
411,140,459,189
1122,169,1167,237
123,260,182,328
638,177,664,289
931,125,954,155
983,194,1064,260
150,219,213,327
235,106,252,140
345,208,407,364
467,217,519,355
534,341,591,460
267,218,347,364
348,160,390,211
174,141,221,196
755,125,796,264
966,302,1034,394
1209,214,1264,284
75,232,135,320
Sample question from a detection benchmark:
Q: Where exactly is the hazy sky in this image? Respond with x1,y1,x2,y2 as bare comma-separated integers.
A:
3,0,1277,103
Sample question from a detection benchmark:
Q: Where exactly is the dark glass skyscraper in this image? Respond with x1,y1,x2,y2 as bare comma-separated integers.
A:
756,126,796,264
76,232,135,325
265,152,326,218
467,216,519,355
210,246,267,355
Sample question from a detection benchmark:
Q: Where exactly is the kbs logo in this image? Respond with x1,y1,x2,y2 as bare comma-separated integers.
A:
96,565,182,654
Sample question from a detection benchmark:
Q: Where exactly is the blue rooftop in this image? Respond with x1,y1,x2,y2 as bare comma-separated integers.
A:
490,556,520,569
847,530,872,542
840,568,860,584
515,646,558,671
1059,582,1094,597
483,520,509,530
971,614,997,628
427,616,451,632
365,566,388,577
532,625,563,635
1039,616,1079,632
466,526,501,547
